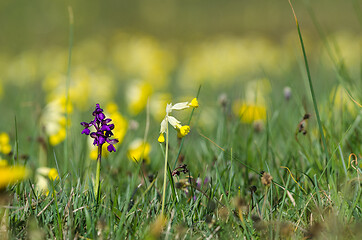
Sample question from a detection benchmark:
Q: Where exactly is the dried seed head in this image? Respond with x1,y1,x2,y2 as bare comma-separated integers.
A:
249,185,257,193
261,172,273,186
218,93,228,109
233,196,248,214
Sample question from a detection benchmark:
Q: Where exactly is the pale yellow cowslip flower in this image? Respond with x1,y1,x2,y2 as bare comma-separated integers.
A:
158,98,198,142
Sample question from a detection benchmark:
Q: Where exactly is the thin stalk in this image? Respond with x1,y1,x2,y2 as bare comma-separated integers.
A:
161,123,169,216
288,0,330,178
64,6,74,170
172,85,201,169
95,145,102,205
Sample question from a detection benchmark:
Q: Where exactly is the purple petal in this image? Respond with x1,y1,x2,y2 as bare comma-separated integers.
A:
103,119,112,124
81,128,90,135
90,132,97,138
97,113,105,121
98,136,106,145
107,144,116,152
80,122,89,127
107,138,119,144
101,125,111,132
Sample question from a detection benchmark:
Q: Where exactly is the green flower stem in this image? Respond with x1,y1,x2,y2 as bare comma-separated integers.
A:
161,123,169,216
95,145,102,205
288,0,330,179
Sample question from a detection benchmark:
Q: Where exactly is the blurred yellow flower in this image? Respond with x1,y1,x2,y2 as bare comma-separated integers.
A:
0,166,29,190
42,96,72,146
110,111,128,144
233,101,266,123
127,81,153,115
0,132,11,155
150,93,172,121
330,85,358,116
128,139,151,164
48,168,59,181
89,140,109,160
0,159,8,167
112,33,175,89
36,167,59,195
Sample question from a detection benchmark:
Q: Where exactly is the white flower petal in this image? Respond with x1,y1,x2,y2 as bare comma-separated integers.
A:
168,116,180,128
160,118,167,133
171,102,190,110
166,103,173,114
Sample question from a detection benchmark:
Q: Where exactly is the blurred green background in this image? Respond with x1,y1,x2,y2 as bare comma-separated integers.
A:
1,0,360,54
0,0,361,153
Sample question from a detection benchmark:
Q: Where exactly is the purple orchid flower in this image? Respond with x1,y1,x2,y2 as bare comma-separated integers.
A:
81,104,119,153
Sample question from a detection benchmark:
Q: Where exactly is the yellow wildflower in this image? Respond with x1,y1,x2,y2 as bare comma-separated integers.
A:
0,159,8,167
233,101,266,124
0,132,11,155
48,168,59,181
127,81,153,115
189,98,199,108
158,133,165,143
128,139,151,164
177,125,190,138
0,166,28,190
36,167,59,195
42,96,72,146
49,128,66,146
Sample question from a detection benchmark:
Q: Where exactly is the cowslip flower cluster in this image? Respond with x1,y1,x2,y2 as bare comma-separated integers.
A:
158,98,199,143
81,104,119,152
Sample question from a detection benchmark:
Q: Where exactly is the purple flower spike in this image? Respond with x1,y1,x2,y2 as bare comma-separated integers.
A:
81,103,119,153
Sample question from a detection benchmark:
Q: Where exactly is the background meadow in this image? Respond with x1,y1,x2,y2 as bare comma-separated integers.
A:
0,0,361,239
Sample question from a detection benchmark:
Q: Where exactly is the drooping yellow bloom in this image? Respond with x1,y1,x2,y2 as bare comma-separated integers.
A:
127,139,151,164
0,132,11,155
0,166,29,190
158,133,165,143
178,125,190,138
189,98,199,108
